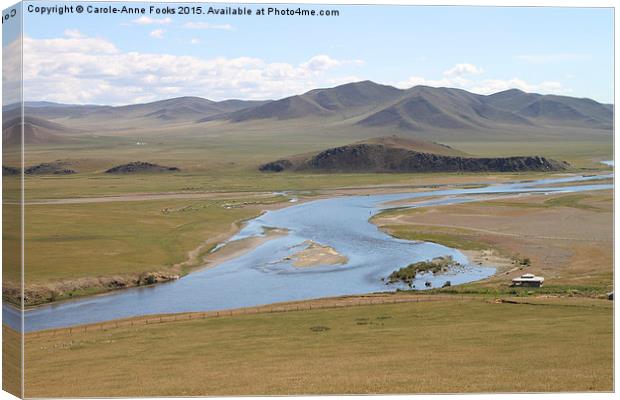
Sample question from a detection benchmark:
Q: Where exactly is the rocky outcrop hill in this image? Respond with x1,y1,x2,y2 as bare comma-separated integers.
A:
25,161,77,175
2,166,20,176
105,161,180,174
259,137,570,173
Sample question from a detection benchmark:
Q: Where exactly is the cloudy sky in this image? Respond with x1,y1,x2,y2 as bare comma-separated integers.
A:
8,2,615,105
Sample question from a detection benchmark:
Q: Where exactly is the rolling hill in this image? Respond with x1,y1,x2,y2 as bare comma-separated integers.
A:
2,115,81,145
485,89,613,129
202,80,405,122
12,97,270,128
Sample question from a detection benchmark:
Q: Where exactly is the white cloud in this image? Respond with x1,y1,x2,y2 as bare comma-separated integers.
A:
132,16,172,25
150,29,165,39
300,55,341,72
443,63,483,77
301,55,364,72
183,21,234,31
19,34,363,104
514,53,590,64
63,29,84,39
397,63,570,96
3,37,22,104
190,38,201,45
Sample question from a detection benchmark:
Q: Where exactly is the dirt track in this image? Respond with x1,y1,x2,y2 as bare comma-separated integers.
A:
25,191,278,205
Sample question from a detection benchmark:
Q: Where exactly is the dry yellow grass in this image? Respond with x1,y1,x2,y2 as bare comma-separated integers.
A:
22,297,612,396
3,326,22,397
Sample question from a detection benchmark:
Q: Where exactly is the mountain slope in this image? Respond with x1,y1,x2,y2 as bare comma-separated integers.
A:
486,90,613,129
2,116,80,145
358,86,534,131
207,81,406,122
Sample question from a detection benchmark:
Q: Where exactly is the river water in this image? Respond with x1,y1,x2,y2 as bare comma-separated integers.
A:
4,173,613,332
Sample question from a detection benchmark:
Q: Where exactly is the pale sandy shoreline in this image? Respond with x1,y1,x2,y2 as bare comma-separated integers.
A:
201,228,289,270
461,249,514,275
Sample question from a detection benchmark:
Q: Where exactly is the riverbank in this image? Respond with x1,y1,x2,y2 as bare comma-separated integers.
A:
4,198,298,308
371,189,613,296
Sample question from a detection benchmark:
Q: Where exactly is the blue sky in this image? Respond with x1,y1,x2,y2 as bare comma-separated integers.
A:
12,2,615,104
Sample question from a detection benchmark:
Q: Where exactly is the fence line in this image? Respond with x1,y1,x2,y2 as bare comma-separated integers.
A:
28,294,495,338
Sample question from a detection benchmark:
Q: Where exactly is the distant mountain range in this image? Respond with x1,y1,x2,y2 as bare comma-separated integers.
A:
5,97,270,124
212,81,612,130
3,80,613,144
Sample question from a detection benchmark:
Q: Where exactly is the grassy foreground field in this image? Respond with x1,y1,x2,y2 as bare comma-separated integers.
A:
22,296,612,396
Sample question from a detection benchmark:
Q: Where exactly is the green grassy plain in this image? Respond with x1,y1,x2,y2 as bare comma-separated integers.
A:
23,297,612,396
6,195,294,306
23,198,279,283
3,194,288,305
17,168,602,200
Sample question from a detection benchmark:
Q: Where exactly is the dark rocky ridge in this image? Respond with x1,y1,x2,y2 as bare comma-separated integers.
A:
2,166,20,176
25,161,77,175
105,161,180,174
3,161,80,176
259,142,570,173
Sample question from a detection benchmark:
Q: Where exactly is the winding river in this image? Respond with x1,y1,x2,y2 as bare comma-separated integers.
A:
4,173,613,332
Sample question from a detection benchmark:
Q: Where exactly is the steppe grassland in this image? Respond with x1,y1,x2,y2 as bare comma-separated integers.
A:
23,297,612,396
22,196,287,284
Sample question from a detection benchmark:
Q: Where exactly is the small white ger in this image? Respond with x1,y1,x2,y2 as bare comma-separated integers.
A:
511,273,544,288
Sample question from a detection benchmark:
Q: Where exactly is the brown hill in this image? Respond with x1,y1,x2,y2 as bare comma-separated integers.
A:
486,89,613,129
21,97,269,126
207,81,405,122
357,86,533,131
2,116,78,145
